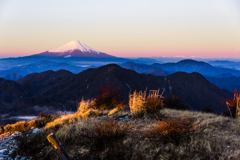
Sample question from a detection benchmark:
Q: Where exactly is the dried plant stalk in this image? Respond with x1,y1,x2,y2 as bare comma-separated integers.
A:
129,89,164,115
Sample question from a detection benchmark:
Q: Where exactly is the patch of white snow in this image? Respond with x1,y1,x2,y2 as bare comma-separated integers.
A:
48,40,100,54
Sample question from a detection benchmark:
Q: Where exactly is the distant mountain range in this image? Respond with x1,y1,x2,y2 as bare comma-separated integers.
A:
0,60,87,80
206,76,240,92
0,40,240,95
121,59,240,78
208,60,240,70
120,60,240,92
1,58,240,93
0,64,231,116
0,40,131,71
120,62,170,76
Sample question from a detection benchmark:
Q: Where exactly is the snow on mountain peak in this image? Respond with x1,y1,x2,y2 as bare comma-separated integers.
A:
48,41,100,54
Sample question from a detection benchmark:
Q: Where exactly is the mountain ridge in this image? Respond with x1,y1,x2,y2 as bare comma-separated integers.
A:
0,64,231,116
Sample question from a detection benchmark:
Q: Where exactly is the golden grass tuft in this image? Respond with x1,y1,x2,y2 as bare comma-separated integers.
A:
77,98,95,114
78,108,101,118
43,114,78,131
129,90,147,115
129,89,164,117
108,103,125,116
3,119,38,133
0,114,60,134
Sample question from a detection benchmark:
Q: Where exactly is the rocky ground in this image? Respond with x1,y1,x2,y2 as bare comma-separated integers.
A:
0,128,41,160
0,114,132,160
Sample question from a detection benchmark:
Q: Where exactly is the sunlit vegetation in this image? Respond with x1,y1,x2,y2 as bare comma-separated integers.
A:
129,89,164,117
0,113,59,134
224,89,240,118
4,86,240,159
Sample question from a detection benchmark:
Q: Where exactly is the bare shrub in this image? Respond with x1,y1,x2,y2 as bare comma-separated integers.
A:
144,116,205,146
93,84,123,110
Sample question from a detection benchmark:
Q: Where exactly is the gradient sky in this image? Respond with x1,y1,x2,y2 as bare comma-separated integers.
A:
0,0,240,58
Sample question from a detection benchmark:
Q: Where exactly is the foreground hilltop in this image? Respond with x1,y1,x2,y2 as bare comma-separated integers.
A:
0,64,231,116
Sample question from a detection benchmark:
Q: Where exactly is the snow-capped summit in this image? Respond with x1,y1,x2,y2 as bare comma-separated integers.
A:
48,40,100,54
35,40,114,58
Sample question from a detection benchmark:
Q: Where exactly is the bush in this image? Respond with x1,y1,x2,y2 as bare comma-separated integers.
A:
144,97,163,114
93,84,123,110
144,116,204,146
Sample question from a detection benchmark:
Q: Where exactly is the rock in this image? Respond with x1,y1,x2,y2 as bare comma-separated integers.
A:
32,128,41,134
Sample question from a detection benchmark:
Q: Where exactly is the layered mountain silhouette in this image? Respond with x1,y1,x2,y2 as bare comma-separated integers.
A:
0,64,231,116
121,60,240,78
207,76,240,92
0,40,131,71
120,62,170,76
156,59,240,77
0,60,86,78
208,60,240,70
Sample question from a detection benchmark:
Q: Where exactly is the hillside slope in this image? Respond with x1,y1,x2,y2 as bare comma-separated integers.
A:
1,64,232,115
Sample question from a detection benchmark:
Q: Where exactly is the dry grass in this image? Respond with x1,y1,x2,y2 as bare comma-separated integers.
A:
77,98,95,113
129,89,146,115
43,114,78,131
13,108,240,159
144,116,204,146
129,89,164,117
1,114,59,135
108,103,126,116
9,90,240,159
93,117,132,137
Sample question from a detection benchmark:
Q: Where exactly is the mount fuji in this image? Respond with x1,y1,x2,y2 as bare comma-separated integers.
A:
34,40,114,58
0,40,132,72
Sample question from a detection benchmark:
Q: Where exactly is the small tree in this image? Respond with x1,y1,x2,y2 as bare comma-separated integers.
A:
94,84,123,110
